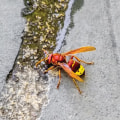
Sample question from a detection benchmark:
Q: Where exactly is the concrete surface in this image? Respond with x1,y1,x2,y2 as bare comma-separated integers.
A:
39,0,120,120
0,0,25,90
1,0,120,120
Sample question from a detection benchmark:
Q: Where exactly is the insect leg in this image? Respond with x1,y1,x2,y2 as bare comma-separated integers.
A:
44,66,55,73
57,69,61,89
71,55,94,65
72,78,82,94
36,57,48,67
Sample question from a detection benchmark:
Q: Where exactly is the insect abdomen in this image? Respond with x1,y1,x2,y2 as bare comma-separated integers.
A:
75,65,85,76
68,59,85,76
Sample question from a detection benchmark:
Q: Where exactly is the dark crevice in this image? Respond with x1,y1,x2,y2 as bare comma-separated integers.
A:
6,35,24,82
63,0,84,46
69,0,84,28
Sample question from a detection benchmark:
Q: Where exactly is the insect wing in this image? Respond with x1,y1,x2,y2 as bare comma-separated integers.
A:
62,46,96,55
58,63,84,82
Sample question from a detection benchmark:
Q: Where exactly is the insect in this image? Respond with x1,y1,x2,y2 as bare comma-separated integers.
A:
36,46,96,94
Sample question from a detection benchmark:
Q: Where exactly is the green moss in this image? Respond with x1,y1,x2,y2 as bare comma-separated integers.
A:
16,0,69,67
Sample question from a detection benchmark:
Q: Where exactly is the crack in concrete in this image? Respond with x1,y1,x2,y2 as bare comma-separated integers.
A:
105,0,119,64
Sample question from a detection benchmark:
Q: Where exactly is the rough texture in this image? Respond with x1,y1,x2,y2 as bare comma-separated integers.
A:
0,0,25,90
40,0,120,120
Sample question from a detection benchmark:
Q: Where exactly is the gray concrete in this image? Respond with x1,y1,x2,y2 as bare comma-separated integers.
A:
0,0,25,90
40,0,120,120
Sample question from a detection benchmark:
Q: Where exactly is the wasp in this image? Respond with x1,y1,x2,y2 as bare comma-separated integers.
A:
36,46,96,94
